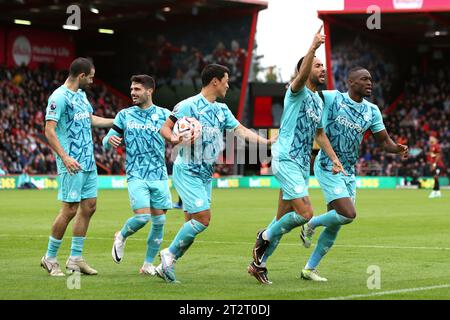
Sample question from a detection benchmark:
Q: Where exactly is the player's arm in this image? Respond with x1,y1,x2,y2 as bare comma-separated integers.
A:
291,25,325,93
91,115,114,128
373,129,408,159
45,120,81,175
234,124,275,145
315,128,347,175
102,113,124,150
102,128,123,151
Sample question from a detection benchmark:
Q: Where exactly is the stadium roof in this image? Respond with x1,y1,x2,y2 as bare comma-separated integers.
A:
319,11,450,47
0,0,268,31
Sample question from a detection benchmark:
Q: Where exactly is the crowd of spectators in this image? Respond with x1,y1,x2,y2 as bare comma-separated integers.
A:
356,65,449,178
0,65,128,175
331,36,399,110
1,41,448,180
331,36,448,179
141,35,247,91
0,64,235,177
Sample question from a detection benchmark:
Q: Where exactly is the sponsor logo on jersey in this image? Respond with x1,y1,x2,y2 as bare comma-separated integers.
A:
127,121,158,132
306,108,320,123
73,111,90,121
335,115,364,133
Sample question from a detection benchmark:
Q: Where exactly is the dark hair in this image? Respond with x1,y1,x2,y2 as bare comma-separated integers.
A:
348,66,367,79
69,57,94,77
201,64,230,87
130,74,155,89
296,55,318,72
296,57,305,72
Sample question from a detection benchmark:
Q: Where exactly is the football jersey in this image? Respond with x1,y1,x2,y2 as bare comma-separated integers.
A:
172,93,239,180
317,90,385,175
113,105,171,181
45,85,95,174
272,85,323,170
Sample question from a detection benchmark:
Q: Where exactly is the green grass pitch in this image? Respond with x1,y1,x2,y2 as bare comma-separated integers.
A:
0,188,449,300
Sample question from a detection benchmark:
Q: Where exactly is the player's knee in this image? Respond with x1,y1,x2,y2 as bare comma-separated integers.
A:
337,208,356,220
82,202,96,217
63,204,78,218
87,204,96,216
200,216,210,227
296,207,313,221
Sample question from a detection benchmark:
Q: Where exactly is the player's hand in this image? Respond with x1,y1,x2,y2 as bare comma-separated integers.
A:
62,155,81,175
108,135,122,149
397,144,408,159
311,25,325,50
170,133,183,146
331,158,347,176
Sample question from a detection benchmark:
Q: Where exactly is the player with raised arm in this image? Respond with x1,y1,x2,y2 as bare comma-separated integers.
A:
299,66,408,281
247,26,346,285
103,75,172,276
41,58,114,276
157,63,274,283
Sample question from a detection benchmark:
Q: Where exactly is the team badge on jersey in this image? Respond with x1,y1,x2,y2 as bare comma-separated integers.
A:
217,111,225,123
151,113,159,121
363,113,370,121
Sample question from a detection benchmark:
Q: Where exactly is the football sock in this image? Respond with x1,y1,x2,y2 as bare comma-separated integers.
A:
260,212,308,266
120,214,151,238
265,211,308,241
70,236,85,257
308,209,353,229
145,215,166,263
168,219,207,259
45,236,62,259
305,224,341,270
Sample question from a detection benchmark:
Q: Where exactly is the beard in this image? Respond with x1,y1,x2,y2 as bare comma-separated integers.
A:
79,82,89,90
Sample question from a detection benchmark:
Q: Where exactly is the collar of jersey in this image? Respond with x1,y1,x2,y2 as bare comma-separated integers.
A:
61,85,82,97
199,93,218,106
132,104,155,112
342,92,367,112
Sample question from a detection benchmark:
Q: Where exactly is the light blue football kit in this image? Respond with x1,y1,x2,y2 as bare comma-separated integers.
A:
171,93,239,214
103,105,172,211
271,85,324,200
258,85,324,268
305,90,385,271
314,90,385,204
45,85,97,260
45,85,97,203
103,104,171,264
163,93,239,273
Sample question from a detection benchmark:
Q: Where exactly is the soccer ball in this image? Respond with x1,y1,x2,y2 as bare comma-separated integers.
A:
173,116,202,144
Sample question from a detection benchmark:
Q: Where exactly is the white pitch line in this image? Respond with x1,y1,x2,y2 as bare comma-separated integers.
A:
322,284,450,300
0,234,449,251
333,244,450,251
